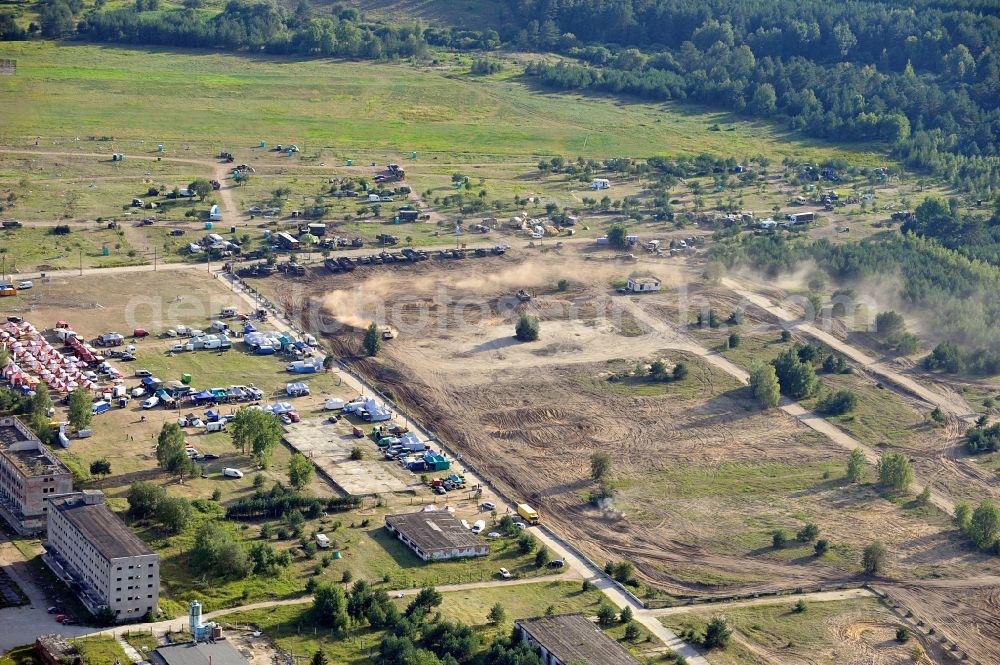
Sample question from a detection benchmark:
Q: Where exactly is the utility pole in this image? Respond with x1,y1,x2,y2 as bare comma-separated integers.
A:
79,249,83,276
153,247,157,271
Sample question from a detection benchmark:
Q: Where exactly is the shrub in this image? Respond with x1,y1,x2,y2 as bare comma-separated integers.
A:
515,314,540,341
816,390,858,415
704,617,732,649
772,530,788,548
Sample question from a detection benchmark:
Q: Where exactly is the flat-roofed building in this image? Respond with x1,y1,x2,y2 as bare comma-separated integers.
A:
43,490,159,622
384,511,490,561
0,416,73,534
516,614,643,665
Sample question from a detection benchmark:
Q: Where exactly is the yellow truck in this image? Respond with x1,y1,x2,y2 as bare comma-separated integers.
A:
517,503,539,525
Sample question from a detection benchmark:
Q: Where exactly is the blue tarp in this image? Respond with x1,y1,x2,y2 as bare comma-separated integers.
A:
194,390,214,400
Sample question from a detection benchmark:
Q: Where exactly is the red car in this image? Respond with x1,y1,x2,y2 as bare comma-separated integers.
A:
287,411,301,423
133,328,149,337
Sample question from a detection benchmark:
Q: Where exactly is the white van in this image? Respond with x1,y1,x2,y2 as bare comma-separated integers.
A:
222,307,239,317
211,320,228,332
316,533,331,549
205,421,227,433
142,396,159,409
471,520,486,534
223,468,244,479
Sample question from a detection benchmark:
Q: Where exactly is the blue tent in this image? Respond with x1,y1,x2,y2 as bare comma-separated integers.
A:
194,390,214,402
204,409,220,422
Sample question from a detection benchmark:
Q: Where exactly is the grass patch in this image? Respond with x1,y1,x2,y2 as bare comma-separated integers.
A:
0,646,43,665
69,636,130,665
802,373,926,448
0,43,882,163
122,630,159,654
660,597,912,665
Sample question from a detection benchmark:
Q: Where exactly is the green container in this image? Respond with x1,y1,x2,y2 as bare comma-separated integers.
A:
332,551,342,560
181,374,192,384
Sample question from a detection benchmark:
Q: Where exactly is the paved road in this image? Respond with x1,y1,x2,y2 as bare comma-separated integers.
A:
0,535,98,652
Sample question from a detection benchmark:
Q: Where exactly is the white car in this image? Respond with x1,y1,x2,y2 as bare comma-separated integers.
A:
222,468,244,479
486,532,501,539
498,568,512,579
141,396,159,409
514,521,527,530
169,344,186,353
17,280,33,290
165,329,178,337
481,502,496,511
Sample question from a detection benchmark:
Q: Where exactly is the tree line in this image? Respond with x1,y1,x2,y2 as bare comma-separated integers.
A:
506,0,1000,196
711,230,1000,375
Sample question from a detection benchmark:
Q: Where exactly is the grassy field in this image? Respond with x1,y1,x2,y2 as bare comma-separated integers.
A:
660,597,920,665
0,43,884,165
222,581,609,664
0,635,127,665
145,496,560,617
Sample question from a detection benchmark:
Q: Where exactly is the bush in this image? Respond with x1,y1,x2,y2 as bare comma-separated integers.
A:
793,599,808,613
772,530,788,548
877,453,913,493
895,627,911,643
862,541,889,576
816,389,858,415
796,523,820,542
703,617,732,649
814,539,830,556
596,602,617,626
515,314,540,341
624,621,642,641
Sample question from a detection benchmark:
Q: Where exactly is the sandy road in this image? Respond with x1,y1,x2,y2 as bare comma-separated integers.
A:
620,297,959,516
723,277,977,422
645,587,873,617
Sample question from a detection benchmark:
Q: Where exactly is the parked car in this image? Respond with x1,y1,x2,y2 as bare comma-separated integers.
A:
120,353,135,362
547,560,565,568
141,396,159,409
135,369,152,377
486,532,501,538
514,521,527,530
46,606,62,614
481,501,496,511
498,568,512,579
17,280,33,290
223,468,244,479
169,344,186,353
203,453,220,460
165,329,178,337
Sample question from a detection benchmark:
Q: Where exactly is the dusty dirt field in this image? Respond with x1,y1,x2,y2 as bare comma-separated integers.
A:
255,253,990,597
885,578,1000,665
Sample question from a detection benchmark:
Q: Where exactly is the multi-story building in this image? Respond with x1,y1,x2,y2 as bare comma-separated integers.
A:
0,416,73,534
43,490,159,622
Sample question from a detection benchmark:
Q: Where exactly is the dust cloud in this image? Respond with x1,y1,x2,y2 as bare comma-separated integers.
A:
320,256,683,329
